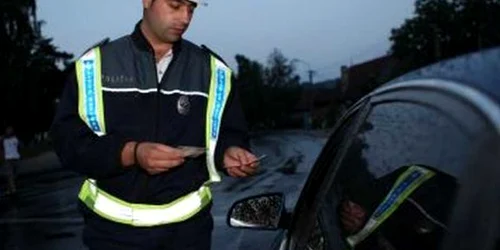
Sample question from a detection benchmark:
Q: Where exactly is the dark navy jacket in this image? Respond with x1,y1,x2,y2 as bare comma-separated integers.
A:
50,22,249,205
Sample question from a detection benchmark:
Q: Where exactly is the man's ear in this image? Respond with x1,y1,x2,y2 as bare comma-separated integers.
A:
143,0,153,9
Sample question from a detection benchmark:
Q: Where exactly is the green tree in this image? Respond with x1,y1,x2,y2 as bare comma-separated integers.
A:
264,49,301,128
0,0,72,141
389,0,500,73
235,49,301,130
264,48,300,87
234,54,267,129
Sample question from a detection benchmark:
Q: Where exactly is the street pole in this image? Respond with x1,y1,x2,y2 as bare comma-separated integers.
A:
307,69,316,85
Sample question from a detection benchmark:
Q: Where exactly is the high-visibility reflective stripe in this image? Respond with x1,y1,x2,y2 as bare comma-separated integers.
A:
76,48,106,136
205,56,232,184
346,165,435,247
79,179,212,227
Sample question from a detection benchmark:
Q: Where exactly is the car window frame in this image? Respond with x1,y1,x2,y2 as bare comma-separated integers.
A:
371,79,500,136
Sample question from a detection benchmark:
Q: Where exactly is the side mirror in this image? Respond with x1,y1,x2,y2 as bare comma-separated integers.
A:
227,193,286,230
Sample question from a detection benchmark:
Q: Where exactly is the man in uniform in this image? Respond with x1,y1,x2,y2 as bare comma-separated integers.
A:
51,0,259,249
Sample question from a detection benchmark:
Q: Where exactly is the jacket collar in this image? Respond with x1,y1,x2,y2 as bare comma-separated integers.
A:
131,20,182,55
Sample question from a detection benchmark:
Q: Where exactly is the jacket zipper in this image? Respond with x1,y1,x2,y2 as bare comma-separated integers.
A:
154,53,160,140
134,48,178,202
155,49,178,139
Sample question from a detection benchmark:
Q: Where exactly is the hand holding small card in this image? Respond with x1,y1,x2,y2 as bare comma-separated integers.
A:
177,146,206,158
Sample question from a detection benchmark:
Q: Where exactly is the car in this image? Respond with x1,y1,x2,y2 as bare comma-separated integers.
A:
226,46,500,250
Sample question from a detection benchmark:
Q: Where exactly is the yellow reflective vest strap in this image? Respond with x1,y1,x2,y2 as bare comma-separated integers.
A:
75,50,232,227
78,179,212,226
75,48,106,137
205,56,232,184
346,165,436,248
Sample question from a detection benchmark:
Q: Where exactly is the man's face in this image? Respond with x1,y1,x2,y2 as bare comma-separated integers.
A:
143,0,197,43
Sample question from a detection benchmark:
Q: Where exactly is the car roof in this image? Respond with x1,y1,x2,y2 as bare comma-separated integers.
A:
386,46,500,103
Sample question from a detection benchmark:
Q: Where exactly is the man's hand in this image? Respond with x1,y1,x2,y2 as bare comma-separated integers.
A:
340,200,367,234
134,142,185,175
223,146,259,178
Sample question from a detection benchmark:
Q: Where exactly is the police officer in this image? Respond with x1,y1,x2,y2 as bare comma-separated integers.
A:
50,0,259,249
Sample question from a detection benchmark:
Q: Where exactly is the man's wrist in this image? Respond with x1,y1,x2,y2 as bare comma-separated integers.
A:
121,141,138,168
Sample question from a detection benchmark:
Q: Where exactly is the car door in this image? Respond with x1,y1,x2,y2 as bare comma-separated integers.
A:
283,78,500,250
440,133,500,250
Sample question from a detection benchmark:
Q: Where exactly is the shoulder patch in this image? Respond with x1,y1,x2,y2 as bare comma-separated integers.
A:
81,38,110,57
201,45,228,66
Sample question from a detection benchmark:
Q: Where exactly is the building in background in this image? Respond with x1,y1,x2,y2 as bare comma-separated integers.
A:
340,54,402,103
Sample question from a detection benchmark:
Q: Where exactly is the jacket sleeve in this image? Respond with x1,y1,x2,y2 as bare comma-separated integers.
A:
214,81,252,172
50,69,130,179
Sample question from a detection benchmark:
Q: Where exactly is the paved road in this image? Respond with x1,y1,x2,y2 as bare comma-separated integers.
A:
0,153,85,250
0,131,327,250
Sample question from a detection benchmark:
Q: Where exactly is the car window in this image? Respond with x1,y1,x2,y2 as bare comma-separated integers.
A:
293,103,370,250
313,101,477,250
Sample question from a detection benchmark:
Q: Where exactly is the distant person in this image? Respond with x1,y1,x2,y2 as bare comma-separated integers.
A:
2,126,21,195
50,0,259,249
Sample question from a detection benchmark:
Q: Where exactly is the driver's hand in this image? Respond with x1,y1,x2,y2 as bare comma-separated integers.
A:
340,200,367,234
